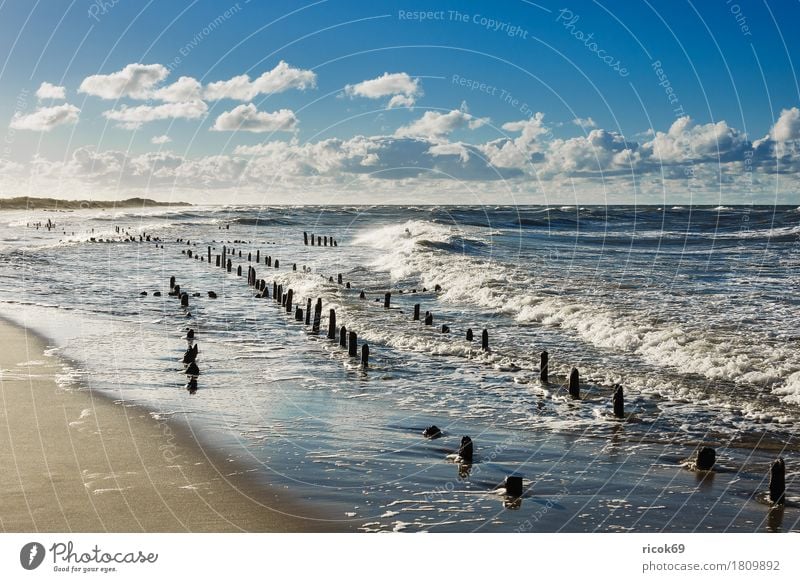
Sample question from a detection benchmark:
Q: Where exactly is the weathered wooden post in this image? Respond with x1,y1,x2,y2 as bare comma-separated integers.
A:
304,231,309,245
568,368,580,399
252,267,257,286
305,298,312,325
267,256,272,266
770,458,786,505
277,284,283,303
540,351,549,383
295,307,303,321
256,250,260,263
207,246,211,263
173,284,181,298
248,252,251,262
273,281,278,300
285,289,293,312
324,236,328,246
505,476,523,497
327,309,336,339
275,259,279,268
384,292,391,309
337,274,343,284
187,250,193,258
424,312,433,326
170,276,176,290
459,436,473,464
216,255,221,267
361,344,369,368
310,233,315,246
227,259,232,273
339,325,347,347
317,236,322,246
312,299,322,332
413,304,420,321
348,331,358,357
238,250,242,258
359,290,366,300
481,329,489,351
237,265,242,276
613,384,624,418
181,292,189,307
695,447,716,471
293,263,297,271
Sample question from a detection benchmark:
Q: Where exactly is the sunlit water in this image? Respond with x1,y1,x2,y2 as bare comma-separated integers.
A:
1,204,798,531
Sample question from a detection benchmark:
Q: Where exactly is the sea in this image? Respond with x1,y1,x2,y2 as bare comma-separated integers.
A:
1,204,798,532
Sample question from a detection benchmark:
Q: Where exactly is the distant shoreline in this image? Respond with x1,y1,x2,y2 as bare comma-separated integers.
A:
0,196,191,211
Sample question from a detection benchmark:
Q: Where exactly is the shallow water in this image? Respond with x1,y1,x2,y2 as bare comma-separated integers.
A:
1,205,798,531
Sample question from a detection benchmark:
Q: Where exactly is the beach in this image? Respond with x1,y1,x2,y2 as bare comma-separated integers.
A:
0,318,339,532
0,205,797,532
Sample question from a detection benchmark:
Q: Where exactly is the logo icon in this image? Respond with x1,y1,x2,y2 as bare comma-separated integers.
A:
20,542,45,570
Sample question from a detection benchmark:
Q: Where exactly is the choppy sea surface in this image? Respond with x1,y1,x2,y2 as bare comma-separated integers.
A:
1,204,798,532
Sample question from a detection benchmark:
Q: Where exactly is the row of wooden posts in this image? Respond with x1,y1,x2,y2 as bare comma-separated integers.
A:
303,231,338,247
181,242,788,506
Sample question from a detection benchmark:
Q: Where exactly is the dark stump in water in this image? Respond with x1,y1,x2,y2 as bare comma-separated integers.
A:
612,384,624,418
423,425,442,439
769,458,786,505
568,368,580,399
185,361,200,377
208,291,217,298
459,436,474,464
505,476,523,497
695,447,716,471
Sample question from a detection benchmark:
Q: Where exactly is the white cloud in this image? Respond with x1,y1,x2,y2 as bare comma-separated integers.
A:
79,63,169,99
151,134,172,144
770,107,800,142
204,61,316,101
640,116,748,164
36,82,66,101
395,107,488,139
345,72,421,108
153,76,203,102
103,101,208,129
572,116,597,129
211,104,298,133
10,104,79,131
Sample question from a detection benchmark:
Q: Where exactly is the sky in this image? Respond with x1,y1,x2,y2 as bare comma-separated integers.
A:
0,0,799,205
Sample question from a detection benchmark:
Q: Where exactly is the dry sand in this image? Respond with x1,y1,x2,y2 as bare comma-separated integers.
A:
0,318,340,532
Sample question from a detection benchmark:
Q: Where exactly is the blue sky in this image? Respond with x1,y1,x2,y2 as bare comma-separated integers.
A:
1,0,799,204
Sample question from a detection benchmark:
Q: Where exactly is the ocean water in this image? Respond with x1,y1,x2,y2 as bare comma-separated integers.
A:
1,204,798,532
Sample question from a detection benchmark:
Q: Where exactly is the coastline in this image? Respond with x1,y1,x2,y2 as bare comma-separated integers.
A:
0,317,344,532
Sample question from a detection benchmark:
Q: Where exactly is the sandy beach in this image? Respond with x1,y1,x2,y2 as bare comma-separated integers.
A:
0,318,340,532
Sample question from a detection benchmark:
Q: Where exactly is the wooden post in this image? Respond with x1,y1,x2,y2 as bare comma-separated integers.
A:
238,250,242,258
324,236,328,246
207,246,211,263
327,309,336,339
256,250,260,263
293,263,297,271
568,368,580,399
304,231,308,245
384,292,391,309
413,304,420,321
295,307,303,321
770,458,786,505
361,344,369,368
359,291,366,300
248,252,251,262
317,236,322,246
505,476,523,497
310,233,315,246
277,284,283,303
169,276,176,290
696,447,716,471
613,385,624,418
312,299,322,332
348,331,357,357
339,325,347,347
267,256,272,266
285,289,293,312
237,265,242,276
466,328,473,341
424,312,433,326
305,298,312,325
274,259,279,268
337,274,343,284
173,284,180,298
273,281,278,300
459,436,473,464
481,329,489,351
181,292,189,307
216,255,221,267
227,259,232,273
222,246,226,267
540,351,549,383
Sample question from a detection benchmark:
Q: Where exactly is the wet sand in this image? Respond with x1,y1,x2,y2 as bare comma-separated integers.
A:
0,318,341,532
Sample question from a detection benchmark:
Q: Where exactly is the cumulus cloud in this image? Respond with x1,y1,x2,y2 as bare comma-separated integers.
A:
770,107,800,142
640,116,749,164
103,101,207,129
204,61,316,101
344,72,421,108
395,107,488,139
211,104,298,133
79,63,169,99
10,104,79,131
151,134,172,144
572,116,597,129
153,76,203,102
36,82,66,101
